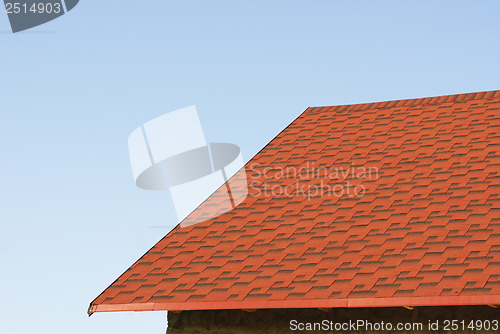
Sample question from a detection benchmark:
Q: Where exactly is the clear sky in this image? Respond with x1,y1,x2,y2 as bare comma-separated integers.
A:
1,1,499,333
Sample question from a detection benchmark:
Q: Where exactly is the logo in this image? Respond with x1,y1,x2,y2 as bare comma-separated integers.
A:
128,106,248,228
4,0,79,33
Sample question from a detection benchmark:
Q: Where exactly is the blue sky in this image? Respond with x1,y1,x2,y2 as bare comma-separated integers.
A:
1,1,499,333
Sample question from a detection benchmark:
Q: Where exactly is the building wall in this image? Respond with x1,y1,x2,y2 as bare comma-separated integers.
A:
167,306,499,334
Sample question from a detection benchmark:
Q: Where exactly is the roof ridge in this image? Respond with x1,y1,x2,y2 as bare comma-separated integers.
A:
310,89,500,112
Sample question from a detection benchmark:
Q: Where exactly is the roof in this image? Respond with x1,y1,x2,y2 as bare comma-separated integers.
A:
89,90,500,314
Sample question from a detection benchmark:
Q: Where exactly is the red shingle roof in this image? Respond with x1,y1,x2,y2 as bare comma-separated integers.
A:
89,90,500,314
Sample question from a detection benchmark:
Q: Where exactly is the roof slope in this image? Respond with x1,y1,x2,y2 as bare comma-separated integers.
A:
90,90,500,314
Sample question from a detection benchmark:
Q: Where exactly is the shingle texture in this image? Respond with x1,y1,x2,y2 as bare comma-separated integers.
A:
90,90,500,314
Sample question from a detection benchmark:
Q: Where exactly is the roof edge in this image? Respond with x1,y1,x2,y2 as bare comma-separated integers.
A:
310,89,500,112
88,295,500,315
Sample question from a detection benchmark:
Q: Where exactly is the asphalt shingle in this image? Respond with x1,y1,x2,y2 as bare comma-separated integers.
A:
89,90,500,314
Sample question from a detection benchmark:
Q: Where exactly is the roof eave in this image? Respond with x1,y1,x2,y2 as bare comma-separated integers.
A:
88,294,500,315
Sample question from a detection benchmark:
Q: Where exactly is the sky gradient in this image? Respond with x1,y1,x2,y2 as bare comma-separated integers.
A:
1,1,499,333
